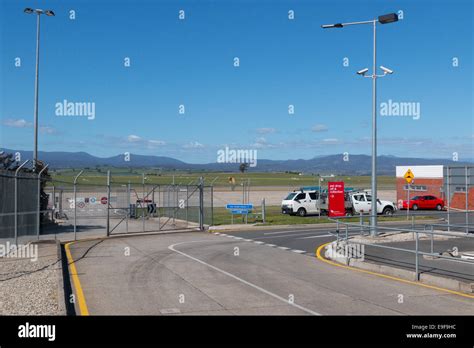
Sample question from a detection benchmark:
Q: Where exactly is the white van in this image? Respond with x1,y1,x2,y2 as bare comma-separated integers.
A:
281,189,396,217
281,191,322,216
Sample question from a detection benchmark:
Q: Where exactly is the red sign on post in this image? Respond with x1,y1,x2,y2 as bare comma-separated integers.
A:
328,181,345,217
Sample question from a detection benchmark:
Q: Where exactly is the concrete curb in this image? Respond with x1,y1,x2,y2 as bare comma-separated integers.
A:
324,241,474,295
56,240,67,315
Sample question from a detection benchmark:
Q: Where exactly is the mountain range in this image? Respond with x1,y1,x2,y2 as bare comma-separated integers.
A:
1,149,472,175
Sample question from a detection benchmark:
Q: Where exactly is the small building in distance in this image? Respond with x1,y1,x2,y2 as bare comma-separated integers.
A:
395,165,473,210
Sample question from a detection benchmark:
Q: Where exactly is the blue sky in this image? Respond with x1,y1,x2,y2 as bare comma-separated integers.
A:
0,0,473,163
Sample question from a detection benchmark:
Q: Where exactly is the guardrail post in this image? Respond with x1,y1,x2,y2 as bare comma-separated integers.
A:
415,231,419,281
336,220,340,243
36,164,49,239
345,224,348,241
262,198,266,224
359,212,363,235
14,160,29,245
430,225,434,254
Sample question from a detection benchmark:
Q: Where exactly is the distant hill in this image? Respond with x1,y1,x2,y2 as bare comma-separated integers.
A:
1,148,471,175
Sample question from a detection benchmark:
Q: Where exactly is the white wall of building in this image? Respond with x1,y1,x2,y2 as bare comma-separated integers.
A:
395,165,443,178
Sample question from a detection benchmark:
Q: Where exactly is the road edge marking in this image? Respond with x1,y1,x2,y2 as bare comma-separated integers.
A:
65,241,90,315
169,241,321,315
315,242,474,299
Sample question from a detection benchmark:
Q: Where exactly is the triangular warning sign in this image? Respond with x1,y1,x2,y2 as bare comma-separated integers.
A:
404,169,414,184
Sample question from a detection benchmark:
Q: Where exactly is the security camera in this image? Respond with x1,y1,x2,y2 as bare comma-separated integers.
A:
356,68,369,75
380,66,393,74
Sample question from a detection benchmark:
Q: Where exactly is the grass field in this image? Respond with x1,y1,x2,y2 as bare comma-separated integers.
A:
49,169,396,189
210,205,433,226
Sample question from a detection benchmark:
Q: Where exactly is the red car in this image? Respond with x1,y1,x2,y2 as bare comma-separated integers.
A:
402,195,444,211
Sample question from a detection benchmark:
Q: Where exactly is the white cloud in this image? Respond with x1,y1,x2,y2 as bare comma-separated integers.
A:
3,118,32,128
39,126,57,135
312,124,328,132
256,128,276,134
322,138,339,143
127,134,143,143
183,141,204,149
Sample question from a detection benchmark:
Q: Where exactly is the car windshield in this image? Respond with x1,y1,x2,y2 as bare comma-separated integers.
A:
285,193,297,200
412,196,420,200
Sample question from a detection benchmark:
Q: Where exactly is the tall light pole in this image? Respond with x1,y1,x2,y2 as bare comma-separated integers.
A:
322,13,398,237
24,8,55,172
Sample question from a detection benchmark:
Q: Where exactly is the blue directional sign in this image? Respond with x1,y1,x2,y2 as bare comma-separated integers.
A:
230,209,250,215
226,204,253,210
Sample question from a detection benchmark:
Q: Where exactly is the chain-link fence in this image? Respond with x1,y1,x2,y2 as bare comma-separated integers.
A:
0,169,213,243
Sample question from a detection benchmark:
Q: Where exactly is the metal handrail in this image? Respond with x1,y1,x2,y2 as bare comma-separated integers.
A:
327,215,474,281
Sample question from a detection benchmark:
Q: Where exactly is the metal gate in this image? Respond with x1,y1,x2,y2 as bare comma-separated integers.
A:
42,176,213,240
107,183,211,235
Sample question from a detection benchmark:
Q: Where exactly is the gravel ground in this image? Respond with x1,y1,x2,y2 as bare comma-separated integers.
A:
0,241,62,315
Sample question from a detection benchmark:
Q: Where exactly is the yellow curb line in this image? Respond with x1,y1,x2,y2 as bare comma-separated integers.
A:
65,241,90,315
315,242,474,299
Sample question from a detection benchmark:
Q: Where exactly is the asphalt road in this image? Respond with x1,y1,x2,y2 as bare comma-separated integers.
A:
223,221,474,282
67,231,474,315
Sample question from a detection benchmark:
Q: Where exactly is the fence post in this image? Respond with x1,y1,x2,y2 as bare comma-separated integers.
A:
73,170,84,241
415,231,419,281
359,212,363,235
199,177,204,230
106,170,110,237
158,185,161,230
126,181,130,233
345,224,348,241
262,198,266,224
211,185,214,226
52,185,55,223
37,164,49,240
14,160,29,245
185,185,189,228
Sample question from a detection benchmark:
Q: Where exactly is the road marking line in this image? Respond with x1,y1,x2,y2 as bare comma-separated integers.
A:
65,242,90,316
253,241,264,244
263,229,322,235
265,244,276,247
292,250,306,254
232,237,243,240
278,246,290,250
315,242,474,300
298,234,333,239
243,239,253,242
168,241,320,315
